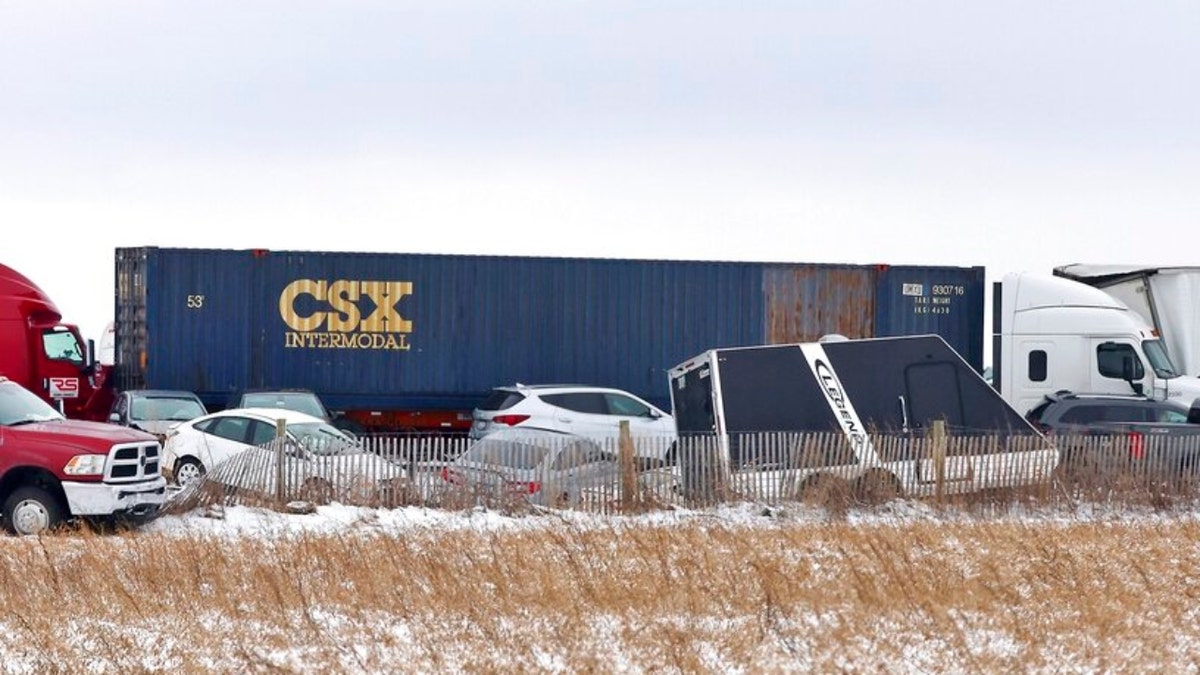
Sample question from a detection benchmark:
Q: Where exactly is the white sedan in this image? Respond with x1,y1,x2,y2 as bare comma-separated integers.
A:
162,407,406,504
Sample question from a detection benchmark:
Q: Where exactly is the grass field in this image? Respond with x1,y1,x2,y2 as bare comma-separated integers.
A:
1,499,1199,673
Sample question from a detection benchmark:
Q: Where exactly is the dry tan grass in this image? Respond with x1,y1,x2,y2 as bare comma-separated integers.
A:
2,508,1199,673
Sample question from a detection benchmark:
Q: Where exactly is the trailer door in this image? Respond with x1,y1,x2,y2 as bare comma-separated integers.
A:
671,361,718,435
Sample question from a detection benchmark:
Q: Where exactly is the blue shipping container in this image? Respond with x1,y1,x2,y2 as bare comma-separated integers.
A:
114,248,984,430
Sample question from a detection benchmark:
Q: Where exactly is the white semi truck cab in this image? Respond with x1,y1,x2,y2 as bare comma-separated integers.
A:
994,272,1200,416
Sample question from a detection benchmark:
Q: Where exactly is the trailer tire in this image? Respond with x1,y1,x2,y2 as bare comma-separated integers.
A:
794,474,851,510
3,486,65,536
854,470,902,505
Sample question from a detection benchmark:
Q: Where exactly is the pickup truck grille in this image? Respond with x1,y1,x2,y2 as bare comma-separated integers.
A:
107,442,161,482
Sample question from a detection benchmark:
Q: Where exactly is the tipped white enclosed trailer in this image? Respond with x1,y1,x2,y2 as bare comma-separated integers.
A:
668,335,1058,501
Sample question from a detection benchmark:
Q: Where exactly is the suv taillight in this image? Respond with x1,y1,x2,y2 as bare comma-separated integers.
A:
1129,432,1146,460
492,414,530,427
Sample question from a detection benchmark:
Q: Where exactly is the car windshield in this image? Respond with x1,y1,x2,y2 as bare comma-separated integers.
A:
1143,339,1180,379
132,396,206,422
460,437,553,470
289,422,360,456
242,392,328,419
0,381,65,426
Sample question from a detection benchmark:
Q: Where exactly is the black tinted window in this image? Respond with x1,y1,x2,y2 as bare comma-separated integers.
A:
1102,405,1151,423
1097,343,1144,380
478,391,525,411
605,394,651,416
1059,405,1106,424
1028,350,1047,382
208,417,253,443
541,393,607,414
1025,401,1052,424
249,420,278,446
1158,407,1189,423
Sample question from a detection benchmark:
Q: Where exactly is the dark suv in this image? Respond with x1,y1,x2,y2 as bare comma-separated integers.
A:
1026,391,1200,487
1025,392,1195,434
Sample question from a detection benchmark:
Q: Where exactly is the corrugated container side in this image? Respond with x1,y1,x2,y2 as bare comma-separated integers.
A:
116,248,986,414
129,249,260,401
762,265,875,343
113,248,148,392
123,249,772,412
874,265,986,372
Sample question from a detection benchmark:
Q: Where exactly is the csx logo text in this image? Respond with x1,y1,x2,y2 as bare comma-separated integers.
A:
279,280,412,333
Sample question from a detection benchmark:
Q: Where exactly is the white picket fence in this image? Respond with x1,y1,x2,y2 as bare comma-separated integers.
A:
165,431,1200,515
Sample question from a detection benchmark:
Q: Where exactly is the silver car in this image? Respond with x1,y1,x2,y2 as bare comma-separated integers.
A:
108,389,208,438
442,427,674,508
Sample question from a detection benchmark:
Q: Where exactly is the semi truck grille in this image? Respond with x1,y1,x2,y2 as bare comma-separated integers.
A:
106,442,162,483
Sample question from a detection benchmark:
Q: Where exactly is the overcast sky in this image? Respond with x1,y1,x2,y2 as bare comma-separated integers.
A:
3,2,1198,358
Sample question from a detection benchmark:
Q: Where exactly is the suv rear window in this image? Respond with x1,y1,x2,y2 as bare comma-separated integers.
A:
478,390,526,411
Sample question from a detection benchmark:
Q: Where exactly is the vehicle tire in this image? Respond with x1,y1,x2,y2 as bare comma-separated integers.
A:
854,470,902,505
664,441,679,468
3,486,65,536
174,458,206,488
301,478,335,505
794,474,851,511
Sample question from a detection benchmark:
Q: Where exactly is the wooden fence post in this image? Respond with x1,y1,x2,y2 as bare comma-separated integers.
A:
619,420,638,512
275,418,287,505
930,420,947,503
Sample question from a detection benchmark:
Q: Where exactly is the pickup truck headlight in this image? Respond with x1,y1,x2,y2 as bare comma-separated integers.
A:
64,454,108,476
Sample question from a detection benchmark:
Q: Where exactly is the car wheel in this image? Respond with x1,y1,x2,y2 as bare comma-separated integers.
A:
301,478,335,504
174,458,206,487
3,486,65,536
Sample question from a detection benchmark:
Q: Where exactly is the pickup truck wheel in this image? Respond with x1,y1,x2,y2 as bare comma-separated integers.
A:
3,486,64,536
174,458,206,487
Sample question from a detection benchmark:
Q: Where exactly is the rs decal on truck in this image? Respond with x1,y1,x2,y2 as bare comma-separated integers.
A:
49,378,80,399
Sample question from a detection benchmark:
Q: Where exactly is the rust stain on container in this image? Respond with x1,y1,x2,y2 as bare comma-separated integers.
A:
763,266,876,344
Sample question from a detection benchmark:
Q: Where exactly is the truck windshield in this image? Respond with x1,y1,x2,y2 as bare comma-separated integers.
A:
1143,339,1180,379
42,327,85,365
0,381,65,426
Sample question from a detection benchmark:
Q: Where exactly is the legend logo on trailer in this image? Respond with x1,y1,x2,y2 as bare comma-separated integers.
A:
798,343,881,466
278,279,413,351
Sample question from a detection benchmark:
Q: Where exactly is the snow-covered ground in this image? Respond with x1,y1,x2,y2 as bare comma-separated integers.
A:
142,497,1200,538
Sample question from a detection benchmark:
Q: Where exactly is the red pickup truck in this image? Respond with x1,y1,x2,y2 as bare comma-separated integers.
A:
0,377,166,535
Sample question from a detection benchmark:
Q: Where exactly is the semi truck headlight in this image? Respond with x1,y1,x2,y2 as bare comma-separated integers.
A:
64,454,107,476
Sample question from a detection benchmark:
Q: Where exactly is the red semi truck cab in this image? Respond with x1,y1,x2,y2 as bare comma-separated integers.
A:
0,377,166,534
0,262,113,421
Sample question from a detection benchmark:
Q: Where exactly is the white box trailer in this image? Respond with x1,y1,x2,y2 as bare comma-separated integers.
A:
1055,265,1200,379
668,334,1058,501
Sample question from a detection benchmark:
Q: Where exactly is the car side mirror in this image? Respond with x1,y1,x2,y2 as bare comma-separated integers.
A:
1189,398,1200,425
108,412,120,424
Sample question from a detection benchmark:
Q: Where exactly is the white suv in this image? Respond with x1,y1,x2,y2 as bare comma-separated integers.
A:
469,384,677,461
